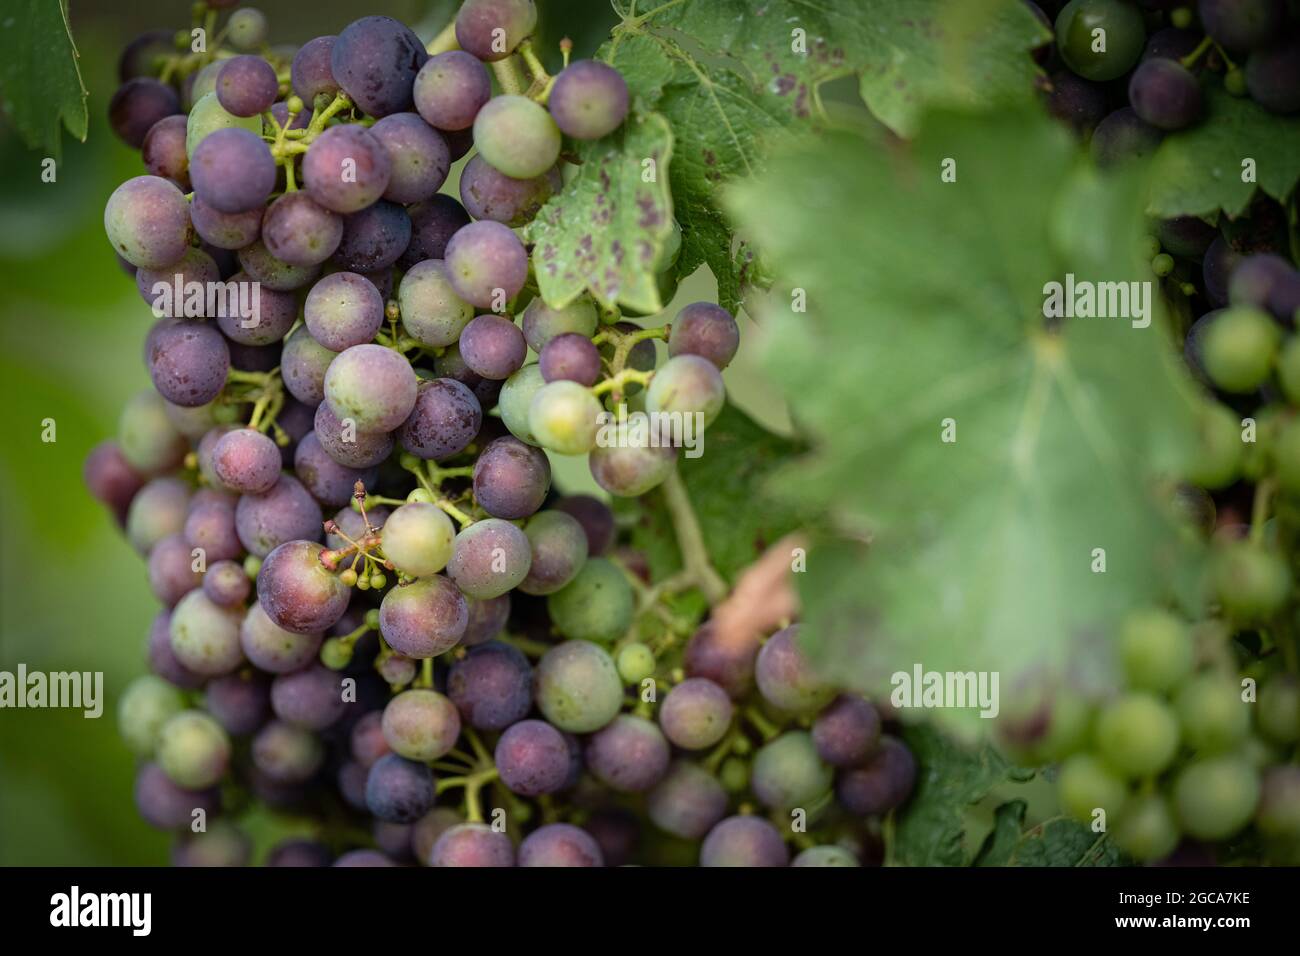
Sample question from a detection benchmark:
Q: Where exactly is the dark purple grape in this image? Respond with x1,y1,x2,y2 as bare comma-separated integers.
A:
330,16,427,117
109,77,181,147
333,849,397,867
1229,253,1294,312
668,302,740,369
271,663,347,730
142,115,191,189
444,221,528,309
610,320,657,372
305,272,384,351
1128,58,1203,130
647,761,728,840
252,718,325,783
459,314,527,380
104,175,191,269
462,593,511,646
291,36,339,104
337,761,369,810
313,400,395,468
350,710,391,767
473,436,550,519
334,200,412,272
378,575,467,658
148,610,206,689
495,719,571,796
281,325,338,405
267,838,333,867
459,156,560,227
191,128,276,214
276,397,317,465
683,622,756,700
444,127,474,160
584,809,639,867
370,113,450,204
699,816,789,867
293,431,378,507
256,539,349,634
238,239,322,292
134,761,220,831
136,248,220,318
436,345,503,408
203,558,251,607
267,101,312,134
455,0,537,61
1203,235,1241,307
553,495,614,556
84,439,145,524
372,821,415,862
1090,107,1163,168
586,715,670,792
430,822,514,866
146,319,230,407
147,532,202,607
205,671,272,735
399,195,472,269
447,641,532,730
216,55,279,117
303,124,392,213
212,428,282,494
191,196,262,251
548,60,629,140
539,333,602,386
518,510,587,595
119,30,174,82
1143,27,1201,61
214,274,297,346
1246,38,1300,114
398,377,482,460
185,489,241,561
1155,216,1216,260
324,343,418,432
240,600,324,673
228,341,282,373
659,677,734,750
414,50,491,130
365,753,435,823
1198,0,1285,54
518,823,604,867
812,694,882,767
835,735,917,815
262,192,343,268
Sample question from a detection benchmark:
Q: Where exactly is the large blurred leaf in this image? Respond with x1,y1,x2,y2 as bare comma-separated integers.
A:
973,800,1127,866
603,0,1046,312
0,0,88,160
1147,86,1300,220
725,109,1203,735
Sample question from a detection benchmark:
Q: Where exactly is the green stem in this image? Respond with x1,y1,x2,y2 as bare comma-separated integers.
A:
435,497,475,528
427,20,459,55
592,367,652,397
498,633,555,658
491,57,528,95
1179,34,1214,69
662,470,728,605
744,706,781,741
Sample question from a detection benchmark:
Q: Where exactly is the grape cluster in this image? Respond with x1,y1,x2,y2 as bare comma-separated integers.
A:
92,0,907,867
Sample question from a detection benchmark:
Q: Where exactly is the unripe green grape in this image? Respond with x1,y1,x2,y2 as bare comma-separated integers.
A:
792,845,860,867
1211,541,1291,623
616,642,656,683
750,731,833,810
320,637,352,669
646,355,725,426
719,757,749,793
226,8,269,51
1151,253,1174,277
1173,756,1260,841
534,640,624,733
473,95,561,179
1111,793,1180,862
1224,66,1248,96
1057,753,1129,823
156,710,231,789
1185,400,1243,489
1199,306,1280,393
528,380,603,455
1256,674,1300,744
499,364,546,445
381,502,456,577
1118,607,1193,693
1175,672,1251,753
589,440,677,497
547,557,634,643
186,91,262,159
1094,693,1179,778
1054,0,1146,81
118,675,186,756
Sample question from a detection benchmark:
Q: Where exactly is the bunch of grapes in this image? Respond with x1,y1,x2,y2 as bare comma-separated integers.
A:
91,0,912,867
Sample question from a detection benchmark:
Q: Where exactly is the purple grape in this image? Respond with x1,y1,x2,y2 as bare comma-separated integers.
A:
136,244,219,312
1044,70,1107,134
378,575,468,658
414,50,491,130
144,318,230,408
459,156,560,227
191,127,276,214
436,345,503,408
267,838,333,867
1228,253,1294,313
553,495,614,556
1155,216,1216,260
291,36,339,104
305,272,384,351
381,689,461,761
203,559,251,607
370,113,450,203
835,735,917,816
191,196,262,250
399,195,472,270
104,175,191,269
398,377,482,460
172,822,251,867
212,428,282,494
756,625,833,714
109,77,181,147
281,325,338,405
397,259,475,348
430,822,515,866
216,55,279,117
668,302,739,369
372,821,415,862
333,200,412,273
215,274,298,346
325,343,419,432
119,30,174,83
240,600,324,673
462,593,511,646
444,221,528,309
1246,38,1300,114
812,694,882,768
454,0,536,61
126,475,191,554
647,761,728,840
293,431,377,507
1090,107,1163,168
276,397,317,464
169,589,244,677
350,710,390,767
1143,27,1201,62
238,239,322,292
588,441,676,498
331,16,428,118
84,440,145,524
447,641,533,730
585,715,670,792
517,510,588,596
148,610,205,689
303,124,392,213
205,671,272,735
252,719,325,783
337,761,369,810
473,436,550,519
366,753,435,823
659,677,733,750
134,762,220,830
147,532,202,607
142,114,191,189
271,663,348,730
518,823,604,867
522,297,599,352
229,340,281,374
184,489,241,561
496,719,571,796
268,100,312,134
684,622,756,700
325,503,388,551
539,333,601,385
256,539,350,633
1198,0,1285,54
1203,235,1241,307
548,60,629,140
262,192,344,267
447,518,532,598
312,400,395,468
699,816,789,867
333,849,397,867
1128,58,1203,130
584,809,639,867
459,314,527,380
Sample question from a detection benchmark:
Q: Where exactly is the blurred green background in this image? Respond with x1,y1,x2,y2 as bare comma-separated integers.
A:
0,0,790,865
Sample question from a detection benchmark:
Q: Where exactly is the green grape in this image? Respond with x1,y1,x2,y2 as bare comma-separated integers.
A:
156,710,231,789
381,502,456,577
1057,753,1129,824
1256,674,1300,744
1211,541,1291,623
1054,0,1146,81
1151,253,1175,277
1199,306,1280,393
616,642,656,684
186,91,261,159
534,640,624,733
1173,756,1260,841
1094,693,1179,778
1111,793,1180,862
1175,672,1251,753
1118,607,1193,693
1185,400,1243,489
719,756,749,793
118,675,186,757
472,95,561,179
528,380,603,455
521,296,599,353
792,845,860,867
645,355,725,427
750,731,833,810
547,557,634,643
499,364,546,446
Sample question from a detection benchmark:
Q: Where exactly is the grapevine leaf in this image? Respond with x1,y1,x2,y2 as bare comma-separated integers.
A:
0,0,88,162
614,404,806,584
725,108,1203,736
524,110,674,314
602,0,1046,312
972,800,1028,867
894,725,1010,866
1007,816,1128,866
1147,85,1300,220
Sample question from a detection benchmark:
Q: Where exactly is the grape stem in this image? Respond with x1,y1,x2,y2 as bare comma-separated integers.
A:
491,56,528,96
498,633,554,658
426,20,460,55
743,706,781,741
591,367,652,397
516,41,554,102
1179,34,1215,70
661,470,728,605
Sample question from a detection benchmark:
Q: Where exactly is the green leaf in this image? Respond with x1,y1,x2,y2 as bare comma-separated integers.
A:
894,725,1010,866
0,0,88,161
725,108,1203,735
972,799,1029,866
524,110,674,313
1147,85,1300,220
974,802,1128,865
614,404,806,583
603,0,1046,312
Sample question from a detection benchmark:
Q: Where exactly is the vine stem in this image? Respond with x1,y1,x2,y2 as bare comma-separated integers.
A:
426,20,459,55
491,56,528,95
661,470,727,605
